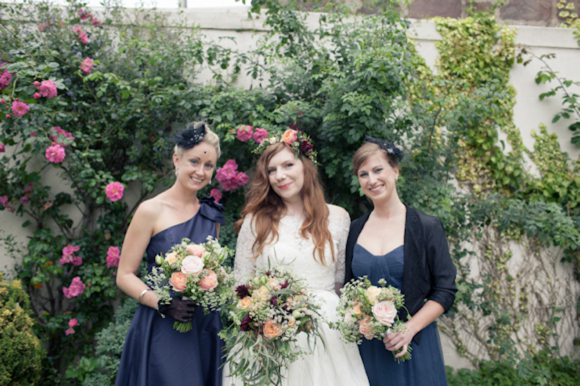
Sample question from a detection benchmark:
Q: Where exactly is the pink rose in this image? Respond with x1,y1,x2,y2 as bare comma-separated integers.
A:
20,196,29,205
39,80,57,98
236,125,253,142
199,269,218,291
181,255,204,276
91,17,103,27
359,315,375,340
11,101,30,117
282,129,298,145
80,58,95,74
59,256,72,265
0,144,4,152
33,81,40,88
45,144,66,163
234,171,249,187
65,328,75,335
71,256,83,266
372,300,397,327
216,159,239,191
185,244,206,257
209,188,222,203
38,24,45,32
169,272,187,292
105,181,124,202
106,246,121,268
79,32,90,44
79,9,91,20
62,245,80,257
0,70,12,90
253,128,268,144
33,92,41,99
62,276,86,298
72,26,82,34
68,318,78,327
50,126,75,145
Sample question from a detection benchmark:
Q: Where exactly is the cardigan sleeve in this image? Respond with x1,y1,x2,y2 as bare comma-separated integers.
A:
424,217,457,313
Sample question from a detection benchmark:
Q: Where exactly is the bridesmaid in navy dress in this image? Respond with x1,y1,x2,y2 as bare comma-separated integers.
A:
115,122,224,386
344,136,457,386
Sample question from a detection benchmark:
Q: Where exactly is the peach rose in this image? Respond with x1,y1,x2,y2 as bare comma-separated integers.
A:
352,301,362,315
282,129,298,145
365,286,381,305
199,269,218,291
372,300,397,327
237,296,253,309
263,320,283,339
359,315,375,340
266,278,281,291
186,244,206,257
181,255,204,276
169,272,187,292
165,251,178,264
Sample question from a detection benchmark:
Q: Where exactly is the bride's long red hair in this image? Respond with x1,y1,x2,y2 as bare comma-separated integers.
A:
235,143,335,264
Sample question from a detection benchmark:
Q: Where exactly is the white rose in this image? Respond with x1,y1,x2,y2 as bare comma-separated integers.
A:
365,286,382,305
372,300,397,327
181,255,204,276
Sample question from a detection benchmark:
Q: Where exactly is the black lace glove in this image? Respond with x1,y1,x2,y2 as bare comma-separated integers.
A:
157,298,197,323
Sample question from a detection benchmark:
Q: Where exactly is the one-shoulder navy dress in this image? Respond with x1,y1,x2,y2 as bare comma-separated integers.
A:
352,244,448,386
115,198,225,386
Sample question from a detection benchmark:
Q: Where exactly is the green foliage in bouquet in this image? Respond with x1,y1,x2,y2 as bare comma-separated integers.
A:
220,267,322,386
0,272,46,386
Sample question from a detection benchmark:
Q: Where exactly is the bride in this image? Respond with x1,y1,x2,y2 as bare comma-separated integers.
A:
225,130,369,386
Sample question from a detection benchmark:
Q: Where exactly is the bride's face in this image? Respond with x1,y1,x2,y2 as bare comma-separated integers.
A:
266,147,305,204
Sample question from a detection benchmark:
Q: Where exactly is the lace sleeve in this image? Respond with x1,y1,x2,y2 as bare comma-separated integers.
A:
331,208,351,294
233,215,257,286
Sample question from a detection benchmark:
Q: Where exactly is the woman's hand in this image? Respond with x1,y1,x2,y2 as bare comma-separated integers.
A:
383,322,416,358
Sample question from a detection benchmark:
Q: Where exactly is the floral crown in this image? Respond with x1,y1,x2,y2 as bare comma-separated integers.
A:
253,129,318,165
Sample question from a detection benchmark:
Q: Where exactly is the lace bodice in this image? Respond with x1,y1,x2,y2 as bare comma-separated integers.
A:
234,206,350,294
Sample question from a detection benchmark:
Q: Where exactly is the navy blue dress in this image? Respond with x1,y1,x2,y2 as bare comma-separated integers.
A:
352,244,448,386
115,199,225,386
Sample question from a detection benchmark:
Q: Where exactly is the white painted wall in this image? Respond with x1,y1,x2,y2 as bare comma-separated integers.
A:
1,6,579,368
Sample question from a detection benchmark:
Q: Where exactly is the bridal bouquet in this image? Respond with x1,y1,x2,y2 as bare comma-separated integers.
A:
220,267,322,386
332,277,412,362
148,236,234,332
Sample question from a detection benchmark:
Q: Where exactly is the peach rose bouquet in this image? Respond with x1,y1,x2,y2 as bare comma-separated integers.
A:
219,267,322,386
147,236,234,332
331,277,412,362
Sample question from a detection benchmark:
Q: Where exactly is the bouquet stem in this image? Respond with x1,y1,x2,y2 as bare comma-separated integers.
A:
174,321,192,333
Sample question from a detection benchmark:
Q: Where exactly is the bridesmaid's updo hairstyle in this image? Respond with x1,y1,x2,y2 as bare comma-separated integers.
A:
353,135,403,175
174,122,221,159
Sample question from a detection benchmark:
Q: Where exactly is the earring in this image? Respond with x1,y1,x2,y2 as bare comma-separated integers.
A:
175,167,179,176
210,178,212,184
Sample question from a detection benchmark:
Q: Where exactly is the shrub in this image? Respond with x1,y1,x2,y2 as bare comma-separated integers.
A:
0,272,45,386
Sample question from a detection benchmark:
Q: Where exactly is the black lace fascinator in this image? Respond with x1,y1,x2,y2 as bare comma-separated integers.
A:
174,122,207,149
364,135,403,162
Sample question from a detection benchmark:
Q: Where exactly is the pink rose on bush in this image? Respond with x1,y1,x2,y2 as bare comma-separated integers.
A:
372,300,397,327
181,255,204,276
359,315,375,340
69,318,78,328
235,171,249,186
79,31,90,44
253,128,269,144
0,143,4,152
80,58,95,74
0,70,12,90
236,125,253,142
209,188,222,203
19,196,29,205
216,159,249,191
63,245,80,257
199,269,218,291
71,257,83,266
91,17,103,27
0,196,9,208
45,144,66,163
62,276,86,298
105,181,124,202
65,328,75,335
33,92,41,99
50,126,74,145
79,9,91,20
11,101,30,117
106,246,121,268
39,80,58,98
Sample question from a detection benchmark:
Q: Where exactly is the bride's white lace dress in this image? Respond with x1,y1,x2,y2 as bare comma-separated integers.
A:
224,205,369,386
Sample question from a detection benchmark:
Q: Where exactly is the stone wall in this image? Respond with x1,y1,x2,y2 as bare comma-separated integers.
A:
291,0,580,27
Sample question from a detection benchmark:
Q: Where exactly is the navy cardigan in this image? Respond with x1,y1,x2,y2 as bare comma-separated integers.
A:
345,206,457,344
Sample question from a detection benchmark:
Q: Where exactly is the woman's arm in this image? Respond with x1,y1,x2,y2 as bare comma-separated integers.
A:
383,300,444,357
116,202,160,310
